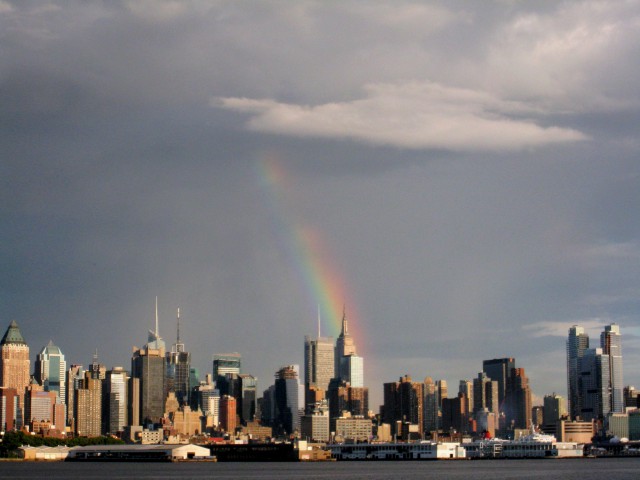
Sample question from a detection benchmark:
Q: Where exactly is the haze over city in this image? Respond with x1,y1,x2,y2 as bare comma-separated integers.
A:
2,0,640,409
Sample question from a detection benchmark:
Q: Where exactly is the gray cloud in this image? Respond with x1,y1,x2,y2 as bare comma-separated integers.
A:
1,1,640,409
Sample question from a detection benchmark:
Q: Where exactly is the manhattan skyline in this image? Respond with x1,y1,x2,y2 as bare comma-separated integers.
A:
2,1,640,410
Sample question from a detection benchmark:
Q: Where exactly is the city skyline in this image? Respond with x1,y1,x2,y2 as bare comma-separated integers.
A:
0,316,631,413
2,1,640,411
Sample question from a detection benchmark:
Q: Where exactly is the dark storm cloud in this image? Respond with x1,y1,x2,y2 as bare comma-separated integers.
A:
1,1,640,408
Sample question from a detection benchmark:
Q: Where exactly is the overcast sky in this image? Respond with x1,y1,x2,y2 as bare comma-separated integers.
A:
2,0,640,409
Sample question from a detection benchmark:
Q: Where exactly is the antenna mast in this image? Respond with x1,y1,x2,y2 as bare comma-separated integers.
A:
155,296,159,336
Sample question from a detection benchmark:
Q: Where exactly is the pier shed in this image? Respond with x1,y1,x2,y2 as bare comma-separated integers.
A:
66,444,211,461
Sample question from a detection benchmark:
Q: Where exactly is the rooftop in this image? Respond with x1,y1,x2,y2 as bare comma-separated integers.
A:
1,320,27,346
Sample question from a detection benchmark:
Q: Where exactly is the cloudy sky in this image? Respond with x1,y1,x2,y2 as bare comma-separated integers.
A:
2,0,640,408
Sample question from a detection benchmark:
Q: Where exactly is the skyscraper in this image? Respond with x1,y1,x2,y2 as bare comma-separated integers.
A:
66,364,85,431
459,380,474,418
131,299,166,426
274,365,303,436
25,387,59,433
304,334,334,407
213,353,241,380
166,308,191,406
335,307,357,378
239,374,257,425
102,366,128,434
339,354,364,388
567,325,589,420
34,340,67,406
580,347,610,421
482,358,515,412
505,367,532,429
220,394,237,433
75,356,102,437
601,324,623,413
543,393,566,427
442,393,469,434
0,321,30,427
382,375,424,437
473,372,499,415
0,387,18,431
423,377,438,434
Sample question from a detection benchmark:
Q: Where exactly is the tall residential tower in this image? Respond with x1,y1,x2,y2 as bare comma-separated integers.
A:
601,324,623,413
567,325,589,420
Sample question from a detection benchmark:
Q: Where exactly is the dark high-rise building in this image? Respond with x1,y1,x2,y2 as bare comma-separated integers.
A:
273,365,302,436
532,405,544,427
482,358,515,412
261,385,275,427
442,393,468,434
505,367,532,429
543,393,566,428
382,375,423,436
624,386,640,409
580,347,610,421
601,324,623,413
567,325,589,420
213,353,241,383
423,377,438,434
328,378,349,432
166,309,191,406
348,386,369,417
473,372,498,414
326,378,369,431
132,300,166,426
239,374,257,425
132,347,165,426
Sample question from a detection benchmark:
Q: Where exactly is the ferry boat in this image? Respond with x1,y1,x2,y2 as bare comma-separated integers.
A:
463,425,583,459
329,442,466,460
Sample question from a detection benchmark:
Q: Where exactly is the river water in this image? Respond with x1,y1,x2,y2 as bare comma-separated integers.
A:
1,458,639,479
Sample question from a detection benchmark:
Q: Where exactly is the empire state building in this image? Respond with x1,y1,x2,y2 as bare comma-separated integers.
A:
335,308,356,377
334,308,363,387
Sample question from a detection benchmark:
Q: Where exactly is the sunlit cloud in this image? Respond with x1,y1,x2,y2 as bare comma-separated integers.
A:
215,81,587,152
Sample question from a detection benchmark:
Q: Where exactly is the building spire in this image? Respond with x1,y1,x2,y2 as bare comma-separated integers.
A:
155,296,159,336
341,304,348,336
91,349,101,378
317,304,321,338
177,307,181,343
174,307,185,353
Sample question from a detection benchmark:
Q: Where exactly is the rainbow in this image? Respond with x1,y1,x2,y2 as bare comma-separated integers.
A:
256,153,364,343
